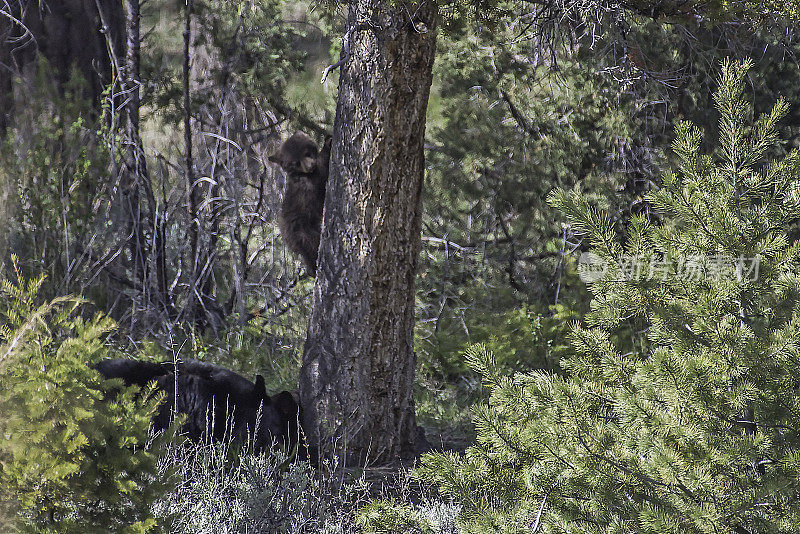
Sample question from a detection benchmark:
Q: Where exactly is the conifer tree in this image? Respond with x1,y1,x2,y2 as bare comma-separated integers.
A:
419,59,800,533
0,260,170,533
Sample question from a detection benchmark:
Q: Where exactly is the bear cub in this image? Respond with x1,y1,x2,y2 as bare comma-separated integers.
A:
269,131,331,277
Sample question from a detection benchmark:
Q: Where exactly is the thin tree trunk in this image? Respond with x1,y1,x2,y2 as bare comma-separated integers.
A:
119,0,146,290
299,0,437,465
180,0,223,333
124,0,169,315
183,0,200,326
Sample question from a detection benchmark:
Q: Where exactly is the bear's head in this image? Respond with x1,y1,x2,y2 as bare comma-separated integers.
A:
269,132,319,176
245,376,301,453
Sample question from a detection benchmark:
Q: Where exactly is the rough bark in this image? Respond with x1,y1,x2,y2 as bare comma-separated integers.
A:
299,0,437,465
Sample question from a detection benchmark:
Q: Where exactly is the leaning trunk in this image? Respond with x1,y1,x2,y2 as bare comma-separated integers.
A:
300,0,437,465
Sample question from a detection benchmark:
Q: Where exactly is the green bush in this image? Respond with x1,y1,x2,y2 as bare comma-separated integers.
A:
0,260,170,533
0,60,111,294
358,500,435,534
418,60,800,533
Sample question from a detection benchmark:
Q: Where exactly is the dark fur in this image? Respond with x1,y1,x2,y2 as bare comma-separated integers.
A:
95,359,301,454
269,132,331,276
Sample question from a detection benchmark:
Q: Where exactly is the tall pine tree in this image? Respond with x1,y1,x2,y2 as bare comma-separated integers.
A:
419,59,800,533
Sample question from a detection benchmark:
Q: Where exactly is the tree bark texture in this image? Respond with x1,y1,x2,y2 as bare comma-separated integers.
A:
300,0,437,465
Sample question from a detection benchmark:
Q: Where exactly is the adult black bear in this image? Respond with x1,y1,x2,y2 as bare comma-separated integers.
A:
269,132,331,277
95,359,301,454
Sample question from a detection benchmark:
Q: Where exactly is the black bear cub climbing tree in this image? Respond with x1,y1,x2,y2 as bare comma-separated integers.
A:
270,132,331,277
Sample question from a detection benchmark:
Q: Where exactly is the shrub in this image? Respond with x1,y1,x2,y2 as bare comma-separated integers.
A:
418,59,800,533
0,260,170,533
157,442,368,534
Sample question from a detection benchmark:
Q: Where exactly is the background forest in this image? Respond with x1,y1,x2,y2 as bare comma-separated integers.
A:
2,0,800,532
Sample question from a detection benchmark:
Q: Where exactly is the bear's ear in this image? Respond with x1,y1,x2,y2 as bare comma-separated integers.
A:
254,375,268,400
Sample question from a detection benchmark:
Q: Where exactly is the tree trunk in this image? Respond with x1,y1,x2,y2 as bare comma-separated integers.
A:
182,0,201,327
180,0,223,334
123,0,170,317
299,0,437,465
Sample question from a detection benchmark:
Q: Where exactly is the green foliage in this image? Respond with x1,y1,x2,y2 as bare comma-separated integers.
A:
416,0,800,442
197,0,305,97
418,60,800,533
419,305,556,378
0,60,110,288
416,21,650,432
358,500,435,534
420,6,800,333
414,287,584,437
437,0,505,34
149,0,306,124
424,30,632,302
0,261,170,533
714,0,800,22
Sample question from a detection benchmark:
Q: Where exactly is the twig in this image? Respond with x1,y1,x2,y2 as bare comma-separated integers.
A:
531,492,548,532
321,22,379,83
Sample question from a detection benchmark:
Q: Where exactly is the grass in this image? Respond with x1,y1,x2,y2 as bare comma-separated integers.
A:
156,438,463,533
